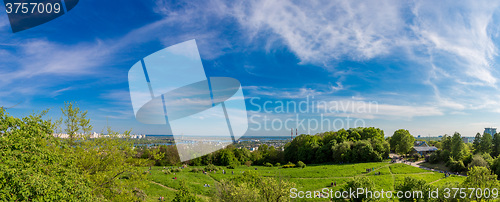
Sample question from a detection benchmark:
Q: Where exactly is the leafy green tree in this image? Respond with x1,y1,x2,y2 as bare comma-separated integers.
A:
348,130,361,141
440,135,452,151
461,166,500,201
396,177,433,201
218,149,237,166
0,109,96,201
370,138,390,159
450,132,466,160
172,181,200,202
336,129,349,143
353,140,381,162
360,127,384,140
60,102,93,142
332,141,352,163
215,170,294,202
342,176,374,202
492,157,500,179
467,155,489,169
390,129,415,156
480,132,493,154
493,133,500,157
0,104,150,201
473,132,482,154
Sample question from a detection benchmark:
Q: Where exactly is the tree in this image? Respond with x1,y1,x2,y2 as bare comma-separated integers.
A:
215,171,294,202
396,177,433,201
172,181,199,202
342,177,374,202
0,109,95,201
0,105,149,201
60,102,93,141
473,132,482,154
493,133,500,157
390,129,415,156
492,157,500,179
480,132,493,154
332,141,352,163
71,121,149,201
467,155,489,169
217,149,237,166
450,132,466,160
462,166,500,201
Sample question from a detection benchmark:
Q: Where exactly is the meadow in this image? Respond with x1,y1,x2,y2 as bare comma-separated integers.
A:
143,162,466,201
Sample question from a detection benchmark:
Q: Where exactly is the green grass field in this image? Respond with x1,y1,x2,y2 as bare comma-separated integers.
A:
143,162,466,201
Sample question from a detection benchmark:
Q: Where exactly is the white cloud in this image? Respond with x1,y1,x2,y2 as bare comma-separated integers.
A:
319,99,443,120
230,0,404,63
245,83,344,99
412,0,500,86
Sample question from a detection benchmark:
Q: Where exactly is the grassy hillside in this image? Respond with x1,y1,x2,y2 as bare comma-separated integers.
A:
143,162,466,201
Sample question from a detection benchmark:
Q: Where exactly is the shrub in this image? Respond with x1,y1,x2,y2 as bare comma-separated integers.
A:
163,169,172,175
244,161,252,167
275,163,281,167
264,162,273,167
429,152,440,164
282,162,296,168
468,155,489,169
171,168,182,173
204,164,219,171
446,157,466,172
411,153,421,160
190,168,199,173
297,161,306,168
227,164,236,169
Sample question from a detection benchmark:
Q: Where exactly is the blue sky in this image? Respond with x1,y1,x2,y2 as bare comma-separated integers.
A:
1,0,500,137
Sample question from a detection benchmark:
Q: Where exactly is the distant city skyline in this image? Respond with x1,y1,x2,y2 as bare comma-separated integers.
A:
1,1,500,137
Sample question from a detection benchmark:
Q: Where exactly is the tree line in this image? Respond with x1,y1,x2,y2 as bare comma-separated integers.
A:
140,127,391,167
428,132,500,179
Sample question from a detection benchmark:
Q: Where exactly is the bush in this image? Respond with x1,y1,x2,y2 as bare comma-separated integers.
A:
282,162,296,168
227,164,236,169
204,164,219,171
297,161,306,168
411,153,421,160
264,162,273,167
244,161,252,167
446,158,466,172
468,155,489,169
190,168,199,173
171,168,182,173
163,169,172,175
440,150,451,162
275,163,281,167
429,152,440,164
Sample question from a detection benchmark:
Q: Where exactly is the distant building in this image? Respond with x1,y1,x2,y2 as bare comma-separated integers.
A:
462,137,474,144
484,128,497,135
412,141,438,156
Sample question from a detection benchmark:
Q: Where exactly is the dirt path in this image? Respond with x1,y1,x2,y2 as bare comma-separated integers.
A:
391,153,466,177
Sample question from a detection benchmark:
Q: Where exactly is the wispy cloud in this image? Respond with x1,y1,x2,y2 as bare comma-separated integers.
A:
245,82,344,99
412,0,500,86
230,0,405,63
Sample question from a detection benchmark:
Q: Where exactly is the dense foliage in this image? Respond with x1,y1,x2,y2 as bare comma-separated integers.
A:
0,105,149,201
215,170,294,202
